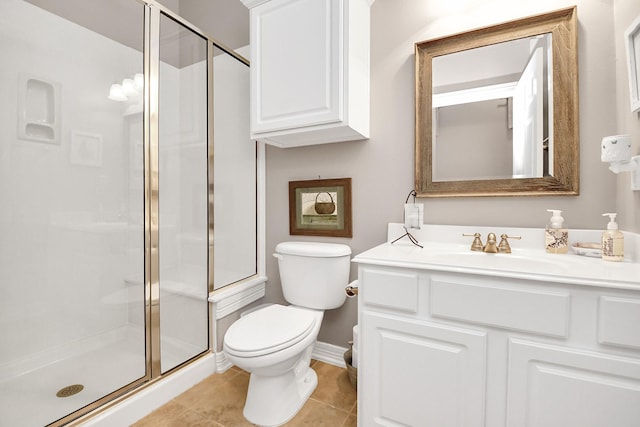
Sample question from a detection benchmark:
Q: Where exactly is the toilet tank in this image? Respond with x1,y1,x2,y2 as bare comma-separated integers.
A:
274,242,351,309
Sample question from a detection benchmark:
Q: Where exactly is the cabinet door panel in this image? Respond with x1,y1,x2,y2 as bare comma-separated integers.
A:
362,268,419,313
430,278,570,337
598,296,640,349
361,312,486,427
507,339,640,427
252,0,340,133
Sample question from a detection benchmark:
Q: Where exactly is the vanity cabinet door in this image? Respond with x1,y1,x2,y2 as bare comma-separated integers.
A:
506,339,640,427
245,0,371,147
360,311,487,427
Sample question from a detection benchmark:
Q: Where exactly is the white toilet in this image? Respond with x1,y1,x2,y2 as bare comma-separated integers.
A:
223,241,351,426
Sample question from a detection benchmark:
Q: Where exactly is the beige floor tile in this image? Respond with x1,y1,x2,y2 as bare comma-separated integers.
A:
164,408,224,427
184,371,254,426
310,362,357,412
285,398,349,427
174,369,243,409
342,414,357,427
131,400,189,427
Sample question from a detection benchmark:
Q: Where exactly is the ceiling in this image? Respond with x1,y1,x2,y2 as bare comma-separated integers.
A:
26,0,249,67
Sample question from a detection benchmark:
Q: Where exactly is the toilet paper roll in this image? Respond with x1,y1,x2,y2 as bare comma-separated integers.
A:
352,347,358,368
353,325,359,348
601,135,631,163
352,325,359,368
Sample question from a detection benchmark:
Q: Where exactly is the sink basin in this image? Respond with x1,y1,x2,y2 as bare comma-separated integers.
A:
421,250,568,274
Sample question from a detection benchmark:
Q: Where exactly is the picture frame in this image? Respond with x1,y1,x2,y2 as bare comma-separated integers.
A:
289,178,352,237
625,15,640,113
70,130,103,167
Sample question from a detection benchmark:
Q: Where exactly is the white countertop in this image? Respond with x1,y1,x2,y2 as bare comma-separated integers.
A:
352,224,640,291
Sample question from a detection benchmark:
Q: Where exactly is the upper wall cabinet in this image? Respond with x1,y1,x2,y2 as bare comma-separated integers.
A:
242,0,373,148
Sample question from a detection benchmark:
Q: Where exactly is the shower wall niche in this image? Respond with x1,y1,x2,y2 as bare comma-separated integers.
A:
17,73,61,144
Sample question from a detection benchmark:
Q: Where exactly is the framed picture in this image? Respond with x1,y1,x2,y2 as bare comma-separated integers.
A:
625,15,640,113
289,178,352,237
70,131,102,167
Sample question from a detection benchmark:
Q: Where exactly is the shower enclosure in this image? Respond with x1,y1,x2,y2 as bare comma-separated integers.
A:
0,1,255,425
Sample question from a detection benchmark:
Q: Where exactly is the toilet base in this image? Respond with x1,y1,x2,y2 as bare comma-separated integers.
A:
243,364,318,426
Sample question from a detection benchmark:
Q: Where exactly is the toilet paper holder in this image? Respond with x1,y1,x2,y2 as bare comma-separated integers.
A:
345,280,359,297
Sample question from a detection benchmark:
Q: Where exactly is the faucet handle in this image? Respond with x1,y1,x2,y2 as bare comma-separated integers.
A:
463,233,484,252
498,234,522,253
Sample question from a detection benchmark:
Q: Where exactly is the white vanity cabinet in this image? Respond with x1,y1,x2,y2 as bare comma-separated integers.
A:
241,0,372,148
355,257,640,427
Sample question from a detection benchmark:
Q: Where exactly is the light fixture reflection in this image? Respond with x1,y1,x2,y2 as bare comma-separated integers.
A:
134,73,144,91
108,83,127,101
122,78,137,96
108,73,144,103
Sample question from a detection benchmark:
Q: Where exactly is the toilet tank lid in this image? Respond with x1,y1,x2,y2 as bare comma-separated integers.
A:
275,242,351,257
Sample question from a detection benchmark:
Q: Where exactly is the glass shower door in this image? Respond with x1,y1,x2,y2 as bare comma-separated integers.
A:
212,45,255,290
157,13,209,373
0,0,146,425
0,0,252,424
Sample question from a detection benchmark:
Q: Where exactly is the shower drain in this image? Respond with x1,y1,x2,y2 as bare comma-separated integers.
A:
56,384,84,398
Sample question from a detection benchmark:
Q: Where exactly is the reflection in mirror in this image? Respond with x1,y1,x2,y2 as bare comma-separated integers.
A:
415,7,579,197
432,34,552,181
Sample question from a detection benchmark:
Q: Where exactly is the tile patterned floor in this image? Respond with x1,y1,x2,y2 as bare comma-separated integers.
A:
132,360,357,426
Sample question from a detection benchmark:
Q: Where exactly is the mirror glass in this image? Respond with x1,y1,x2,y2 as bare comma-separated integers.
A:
432,34,552,181
415,7,578,197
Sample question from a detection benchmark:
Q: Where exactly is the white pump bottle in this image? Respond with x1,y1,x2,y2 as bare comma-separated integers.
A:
602,213,624,262
545,209,568,254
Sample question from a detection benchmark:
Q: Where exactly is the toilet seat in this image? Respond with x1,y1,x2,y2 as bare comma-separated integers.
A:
224,305,317,358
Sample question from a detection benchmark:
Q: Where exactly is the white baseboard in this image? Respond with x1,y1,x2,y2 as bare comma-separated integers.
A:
312,341,348,368
214,351,233,373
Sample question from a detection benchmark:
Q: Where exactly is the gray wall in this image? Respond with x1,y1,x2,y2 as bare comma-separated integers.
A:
614,0,640,231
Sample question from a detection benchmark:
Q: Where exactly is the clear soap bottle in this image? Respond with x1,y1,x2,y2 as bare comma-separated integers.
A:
602,213,624,262
545,209,568,254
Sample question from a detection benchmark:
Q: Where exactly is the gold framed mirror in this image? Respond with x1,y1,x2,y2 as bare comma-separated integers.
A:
415,7,578,197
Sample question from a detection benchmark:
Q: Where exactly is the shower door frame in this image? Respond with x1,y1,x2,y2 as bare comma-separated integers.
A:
51,2,251,426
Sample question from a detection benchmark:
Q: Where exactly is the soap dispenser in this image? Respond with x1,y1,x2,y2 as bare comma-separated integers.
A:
601,213,624,262
545,209,568,254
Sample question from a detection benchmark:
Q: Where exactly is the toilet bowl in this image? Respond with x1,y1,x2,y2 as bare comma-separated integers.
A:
224,304,323,426
222,242,351,427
